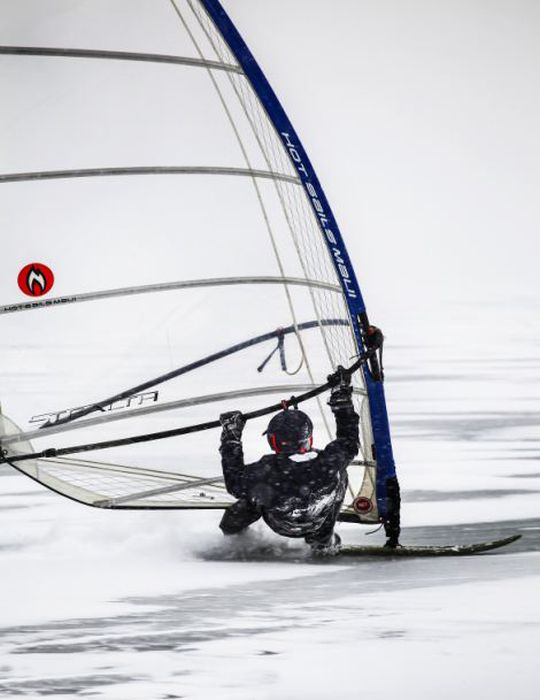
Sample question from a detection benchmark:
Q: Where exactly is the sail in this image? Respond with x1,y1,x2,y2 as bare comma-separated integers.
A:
0,0,396,523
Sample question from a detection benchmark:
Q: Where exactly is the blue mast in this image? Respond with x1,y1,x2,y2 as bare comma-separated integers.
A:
199,0,397,518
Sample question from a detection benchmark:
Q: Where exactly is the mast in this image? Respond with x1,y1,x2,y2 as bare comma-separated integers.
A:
198,0,398,518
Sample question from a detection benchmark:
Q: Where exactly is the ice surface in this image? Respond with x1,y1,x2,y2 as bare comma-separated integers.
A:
2,295,539,699
2,0,540,698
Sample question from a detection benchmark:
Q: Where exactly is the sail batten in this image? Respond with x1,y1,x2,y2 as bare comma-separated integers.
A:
0,276,341,316
6,385,367,445
0,45,241,73
0,166,301,185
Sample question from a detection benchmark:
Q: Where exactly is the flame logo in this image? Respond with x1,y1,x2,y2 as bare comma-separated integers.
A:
27,267,47,295
17,262,55,297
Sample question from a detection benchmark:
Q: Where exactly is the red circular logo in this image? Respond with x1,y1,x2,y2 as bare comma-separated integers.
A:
353,496,374,514
17,263,55,297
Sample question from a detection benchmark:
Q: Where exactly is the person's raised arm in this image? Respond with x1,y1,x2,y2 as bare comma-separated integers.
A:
319,367,360,472
219,411,247,498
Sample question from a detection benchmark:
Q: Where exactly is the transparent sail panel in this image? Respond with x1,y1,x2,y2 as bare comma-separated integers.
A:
0,0,378,521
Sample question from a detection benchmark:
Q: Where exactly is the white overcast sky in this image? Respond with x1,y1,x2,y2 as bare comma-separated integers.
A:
223,0,540,315
2,0,539,320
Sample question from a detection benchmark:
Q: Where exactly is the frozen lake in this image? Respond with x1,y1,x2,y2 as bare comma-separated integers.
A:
1,298,539,699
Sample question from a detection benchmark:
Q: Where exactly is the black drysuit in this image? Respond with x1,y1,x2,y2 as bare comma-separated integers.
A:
219,406,359,545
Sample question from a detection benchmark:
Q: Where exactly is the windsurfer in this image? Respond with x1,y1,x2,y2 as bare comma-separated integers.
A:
218,367,360,555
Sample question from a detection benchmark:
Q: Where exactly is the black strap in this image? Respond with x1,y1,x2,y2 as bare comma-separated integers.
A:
256,328,286,372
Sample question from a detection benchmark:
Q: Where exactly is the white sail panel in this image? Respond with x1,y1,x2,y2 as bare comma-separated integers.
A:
0,0,379,522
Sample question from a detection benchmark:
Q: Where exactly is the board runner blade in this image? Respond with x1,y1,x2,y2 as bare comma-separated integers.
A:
338,534,521,557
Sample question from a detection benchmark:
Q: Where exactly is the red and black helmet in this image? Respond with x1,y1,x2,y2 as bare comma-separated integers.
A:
264,409,313,455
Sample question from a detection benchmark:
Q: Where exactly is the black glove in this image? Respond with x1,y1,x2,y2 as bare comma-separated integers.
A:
219,411,245,441
327,365,353,410
365,325,383,350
